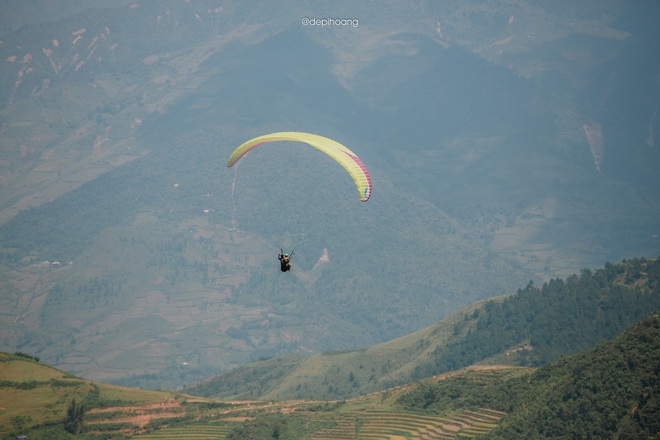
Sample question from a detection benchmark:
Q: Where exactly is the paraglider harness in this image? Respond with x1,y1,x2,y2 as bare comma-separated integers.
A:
278,249,293,272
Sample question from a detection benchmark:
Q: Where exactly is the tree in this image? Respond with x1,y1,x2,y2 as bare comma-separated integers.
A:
64,398,85,434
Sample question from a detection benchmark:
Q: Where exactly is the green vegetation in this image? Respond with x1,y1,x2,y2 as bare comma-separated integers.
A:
13,352,40,362
2,309,659,439
4,258,657,437
0,353,179,439
223,413,330,440
393,312,660,439
420,257,660,376
397,367,533,413
484,311,660,439
3,0,659,394
64,399,85,434
184,257,660,401
0,126,535,389
0,159,169,265
184,354,310,400
2,5,660,437
134,422,237,439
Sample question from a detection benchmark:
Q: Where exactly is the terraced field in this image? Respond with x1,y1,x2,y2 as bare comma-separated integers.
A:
133,422,238,439
107,366,519,439
1,352,520,439
127,407,504,440
312,408,504,439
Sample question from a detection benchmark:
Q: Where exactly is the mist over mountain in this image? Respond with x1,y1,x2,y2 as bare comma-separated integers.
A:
0,1,659,389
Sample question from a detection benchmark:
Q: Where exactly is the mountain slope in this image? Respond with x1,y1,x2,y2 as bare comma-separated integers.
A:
184,256,660,400
484,311,660,438
3,287,658,439
0,348,526,439
0,352,181,438
394,311,660,439
1,0,659,391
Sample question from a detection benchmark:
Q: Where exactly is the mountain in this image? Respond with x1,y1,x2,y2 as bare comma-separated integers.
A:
3,310,658,438
398,311,660,439
0,351,184,439
0,1,659,390
0,349,526,439
184,256,660,400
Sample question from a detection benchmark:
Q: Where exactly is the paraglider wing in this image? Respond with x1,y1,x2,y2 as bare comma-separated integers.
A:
227,131,372,201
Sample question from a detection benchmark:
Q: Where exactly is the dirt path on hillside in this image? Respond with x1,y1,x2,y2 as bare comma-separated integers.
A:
86,401,185,428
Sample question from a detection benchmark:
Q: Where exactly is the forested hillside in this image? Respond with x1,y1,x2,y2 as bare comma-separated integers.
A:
396,311,660,439
491,311,660,438
184,257,660,400
414,256,660,377
3,280,659,438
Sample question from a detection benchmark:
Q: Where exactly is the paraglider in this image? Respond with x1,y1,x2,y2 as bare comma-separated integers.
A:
228,131,371,273
278,249,293,272
226,131,372,202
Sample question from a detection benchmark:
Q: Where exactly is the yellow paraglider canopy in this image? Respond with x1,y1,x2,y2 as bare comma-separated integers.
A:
227,131,372,201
